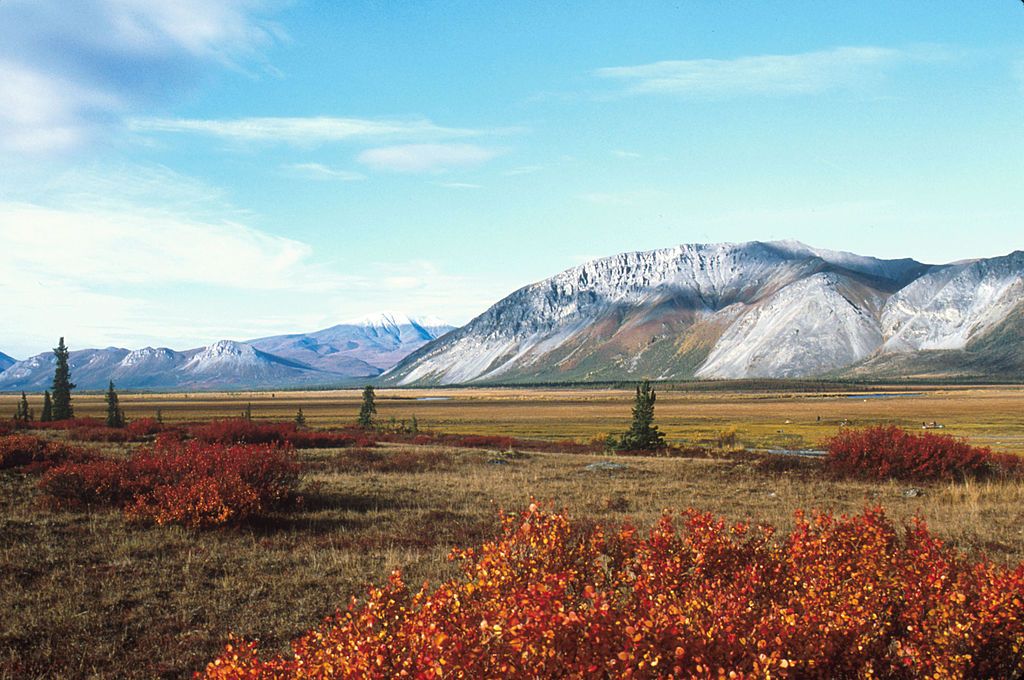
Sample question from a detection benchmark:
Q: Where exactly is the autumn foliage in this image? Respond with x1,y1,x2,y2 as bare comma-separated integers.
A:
0,433,96,472
188,419,376,449
824,425,1020,481
203,504,1024,678
39,437,299,528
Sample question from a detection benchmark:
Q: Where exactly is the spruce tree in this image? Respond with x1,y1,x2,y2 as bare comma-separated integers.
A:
242,402,253,421
51,337,75,421
105,381,125,428
41,391,53,422
358,385,377,428
617,380,665,451
295,407,306,427
15,392,30,422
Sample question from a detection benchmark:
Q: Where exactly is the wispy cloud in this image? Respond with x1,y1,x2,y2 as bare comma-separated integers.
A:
283,163,366,181
595,46,904,97
434,182,482,190
357,144,502,173
612,150,642,158
132,116,484,145
0,0,283,153
579,189,664,207
504,165,544,176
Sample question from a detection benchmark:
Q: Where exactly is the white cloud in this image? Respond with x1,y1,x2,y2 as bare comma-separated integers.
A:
284,163,366,181
0,60,122,152
0,0,281,153
596,46,902,97
357,144,501,173
132,116,484,145
612,150,642,158
0,202,352,292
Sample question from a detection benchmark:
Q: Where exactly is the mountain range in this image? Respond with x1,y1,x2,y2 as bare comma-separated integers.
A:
383,241,1024,385
0,313,453,391
3,241,1022,391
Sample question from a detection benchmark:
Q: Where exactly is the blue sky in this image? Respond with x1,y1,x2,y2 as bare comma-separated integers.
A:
1,1,1022,358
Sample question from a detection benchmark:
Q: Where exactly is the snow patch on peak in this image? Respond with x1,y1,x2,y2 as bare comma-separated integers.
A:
345,311,451,330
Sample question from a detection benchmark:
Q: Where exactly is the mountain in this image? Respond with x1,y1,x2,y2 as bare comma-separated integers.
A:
0,312,452,392
384,241,1024,385
0,341,347,391
248,312,453,374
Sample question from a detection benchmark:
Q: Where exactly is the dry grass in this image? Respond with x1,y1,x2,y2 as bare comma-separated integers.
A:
3,385,1024,452
3,436,1024,678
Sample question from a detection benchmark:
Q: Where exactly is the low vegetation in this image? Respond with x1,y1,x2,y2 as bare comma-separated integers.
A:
2,390,1023,677
39,438,300,529
204,504,1024,678
826,425,1023,481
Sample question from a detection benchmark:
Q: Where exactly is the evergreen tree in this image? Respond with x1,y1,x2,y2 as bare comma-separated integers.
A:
41,391,53,422
242,402,253,421
155,408,163,424
15,392,30,422
295,407,306,427
617,380,665,451
358,385,377,428
51,337,75,421
105,381,125,428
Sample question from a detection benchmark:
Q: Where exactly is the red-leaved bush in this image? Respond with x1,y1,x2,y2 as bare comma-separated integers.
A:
825,425,1019,481
39,438,299,528
0,433,96,472
188,419,376,449
203,504,1024,679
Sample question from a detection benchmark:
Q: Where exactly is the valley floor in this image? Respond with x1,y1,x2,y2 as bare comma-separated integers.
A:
3,438,1024,678
2,386,1023,677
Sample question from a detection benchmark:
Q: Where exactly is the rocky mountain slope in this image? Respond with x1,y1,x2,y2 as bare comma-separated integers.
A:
0,351,14,372
0,313,451,391
384,241,1024,385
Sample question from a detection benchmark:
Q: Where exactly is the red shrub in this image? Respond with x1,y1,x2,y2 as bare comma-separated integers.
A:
825,425,1002,481
39,439,299,528
0,434,96,472
188,419,375,449
203,505,1024,678
189,419,295,445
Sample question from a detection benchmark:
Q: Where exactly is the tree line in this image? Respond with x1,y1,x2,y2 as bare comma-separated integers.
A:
12,339,668,450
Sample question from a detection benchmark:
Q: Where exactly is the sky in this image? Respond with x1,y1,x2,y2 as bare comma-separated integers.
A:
1,1,1023,359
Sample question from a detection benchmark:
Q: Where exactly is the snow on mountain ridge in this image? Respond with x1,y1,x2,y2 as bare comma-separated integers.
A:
387,241,1022,384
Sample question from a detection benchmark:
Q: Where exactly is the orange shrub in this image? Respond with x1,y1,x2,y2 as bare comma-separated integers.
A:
39,439,299,529
825,425,1005,481
203,505,1024,678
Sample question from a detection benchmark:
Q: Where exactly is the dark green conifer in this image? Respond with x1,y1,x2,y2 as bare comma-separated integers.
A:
41,391,52,422
295,408,306,427
105,381,125,428
358,385,376,428
15,392,30,422
51,337,75,421
617,380,665,451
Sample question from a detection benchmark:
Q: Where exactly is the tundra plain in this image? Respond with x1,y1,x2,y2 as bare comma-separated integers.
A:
1,385,1023,678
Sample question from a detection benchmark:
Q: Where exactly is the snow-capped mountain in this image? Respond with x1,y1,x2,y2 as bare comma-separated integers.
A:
384,241,1024,384
248,312,454,373
0,341,337,391
0,312,451,391
0,351,15,372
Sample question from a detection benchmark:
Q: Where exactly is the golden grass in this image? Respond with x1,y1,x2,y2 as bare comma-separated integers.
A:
4,385,1024,452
